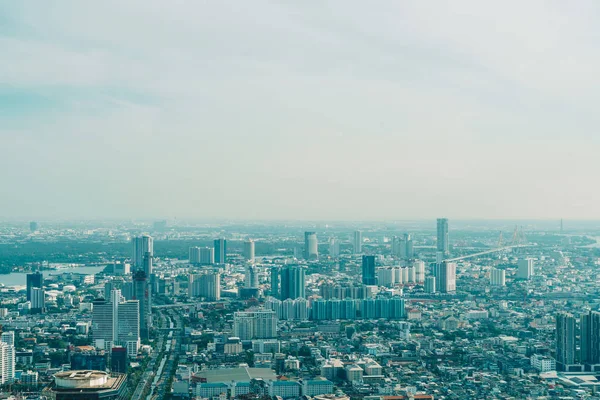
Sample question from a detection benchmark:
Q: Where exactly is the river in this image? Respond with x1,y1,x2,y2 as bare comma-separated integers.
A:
0,266,107,287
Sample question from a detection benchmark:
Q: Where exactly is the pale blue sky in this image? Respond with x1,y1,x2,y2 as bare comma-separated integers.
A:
1,1,600,220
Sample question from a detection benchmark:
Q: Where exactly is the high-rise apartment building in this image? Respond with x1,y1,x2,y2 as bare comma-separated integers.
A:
353,230,362,254
233,309,277,340
189,273,221,301
556,312,576,370
304,232,318,260
393,234,414,259
328,237,340,258
0,341,15,384
132,270,150,340
517,258,534,280
362,255,377,286
434,261,456,293
280,266,306,300
490,268,506,286
214,238,227,264
437,218,449,255
244,240,255,262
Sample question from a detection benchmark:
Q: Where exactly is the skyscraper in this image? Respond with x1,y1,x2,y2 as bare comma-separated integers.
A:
437,218,449,255
0,341,15,384
92,290,140,357
556,312,576,370
434,261,456,293
245,265,259,288
244,240,255,263
362,255,377,286
580,311,600,367
26,272,43,301
353,230,362,254
214,238,227,264
328,237,340,258
304,232,318,260
29,221,38,232
280,266,306,300
392,234,414,259
517,258,534,280
132,235,153,270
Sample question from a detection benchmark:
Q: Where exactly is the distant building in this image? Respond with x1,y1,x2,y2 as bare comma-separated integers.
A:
189,273,221,301
111,347,128,373
362,256,377,286
280,265,306,300
304,232,318,260
0,335,15,384
270,267,280,298
244,240,255,262
580,310,600,370
434,261,456,293
30,287,46,313
353,230,362,254
29,221,38,232
92,290,140,357
26,272,43,302
214,238,227,264
490,268,506,286
517,258,534,280
424,276,436,293
556,312,577,371
189,246,215,265
437,218,449,255
233,309,277,340
132,235,153,270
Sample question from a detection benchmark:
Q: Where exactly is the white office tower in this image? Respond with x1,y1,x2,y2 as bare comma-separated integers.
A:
424,276,436,293
132,235,153,270
434,261,456,293
490,268,506,286
517,258,534,280
413,260,425,283
92,290,140,357
189,273,221,300
0,342,15,384
353,230,362,254
329,237,340,258
233,309,277,340
377,268,395,287
244,240,255,263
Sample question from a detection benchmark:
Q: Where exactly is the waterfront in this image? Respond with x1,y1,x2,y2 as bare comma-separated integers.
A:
0,266,106,287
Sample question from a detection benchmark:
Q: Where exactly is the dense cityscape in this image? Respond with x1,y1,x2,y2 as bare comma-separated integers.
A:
0,219,598,399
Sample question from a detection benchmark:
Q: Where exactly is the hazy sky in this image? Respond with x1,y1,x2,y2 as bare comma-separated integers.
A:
2,1,600,221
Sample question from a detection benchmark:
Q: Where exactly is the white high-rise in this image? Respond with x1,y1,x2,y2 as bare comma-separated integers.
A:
517,259,534,280
92,289,140,357
413,260,426,283
234,309,277,340
189,273,221,300
434,261,456,293
0,342,15,384
490,268,506,286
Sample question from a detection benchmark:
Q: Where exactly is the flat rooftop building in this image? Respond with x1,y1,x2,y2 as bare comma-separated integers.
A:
43,370,127,400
